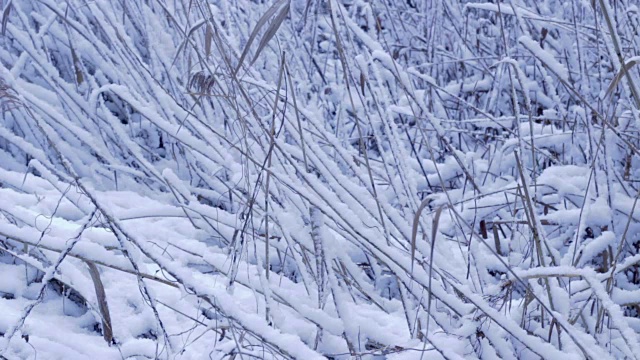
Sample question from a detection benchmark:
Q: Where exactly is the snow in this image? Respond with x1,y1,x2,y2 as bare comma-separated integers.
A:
0,0,640,358
518,36,569,82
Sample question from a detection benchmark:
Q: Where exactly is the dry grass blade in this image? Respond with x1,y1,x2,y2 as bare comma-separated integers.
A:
85,261,113,344
425,205,444,335
605,57,640,99
411,198,431,273
171,19,207,68
285,63,308,171
235,0,289,74
1,0,10,35
205,24,213,58
250,2,289,67
70,47,83,85
300,0,313,29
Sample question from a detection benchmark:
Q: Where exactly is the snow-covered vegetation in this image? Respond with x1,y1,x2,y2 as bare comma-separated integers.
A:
1,0,640,358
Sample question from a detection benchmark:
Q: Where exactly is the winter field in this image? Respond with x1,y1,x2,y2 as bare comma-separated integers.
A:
1,0,640,359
